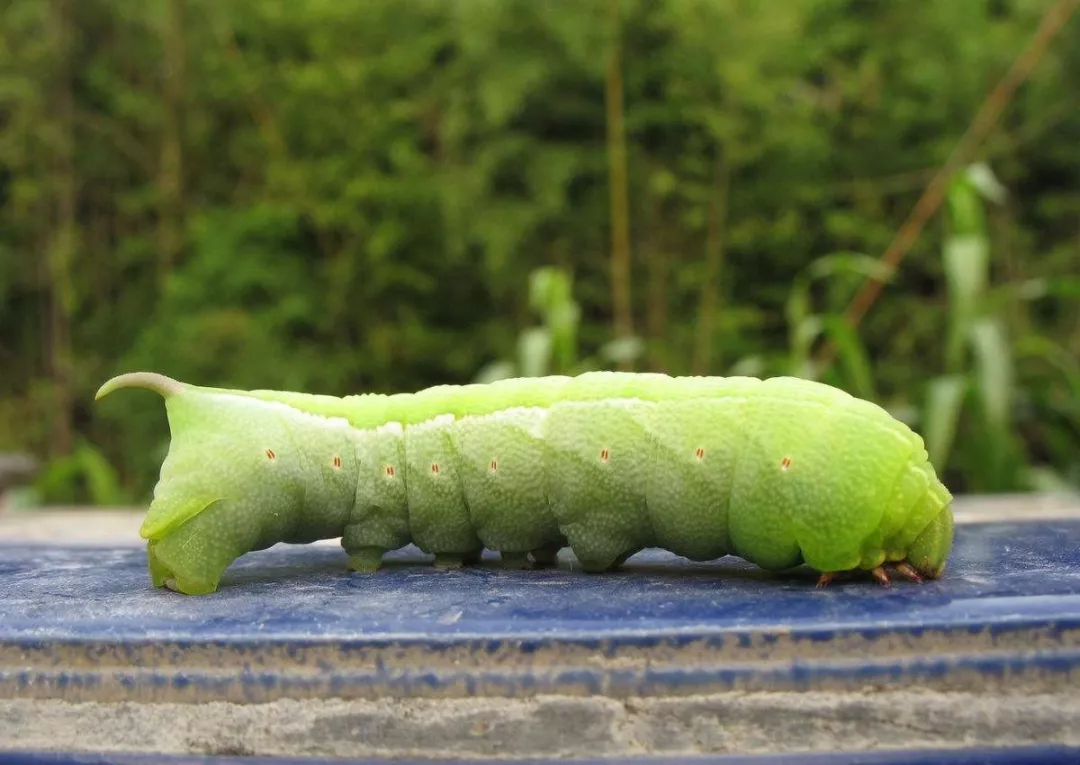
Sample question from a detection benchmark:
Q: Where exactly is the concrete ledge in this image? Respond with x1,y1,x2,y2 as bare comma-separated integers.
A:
4,691,1080,760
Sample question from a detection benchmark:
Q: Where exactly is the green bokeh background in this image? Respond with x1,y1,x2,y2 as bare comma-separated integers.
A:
0,0,1077,507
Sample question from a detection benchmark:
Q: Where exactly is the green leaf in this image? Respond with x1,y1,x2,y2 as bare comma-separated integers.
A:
924,374,968,471
1023,466,1080,496
517,327,552,378
788,314,823,378
785,251,891,381
821,314,875,400
599,336,645,365
1014,334,1080,399
942,231,990,372
970,318,1012,431
473,360,517,384
728,355,766,377
528,267,574,317
945,173,987,237
965,162,1007,205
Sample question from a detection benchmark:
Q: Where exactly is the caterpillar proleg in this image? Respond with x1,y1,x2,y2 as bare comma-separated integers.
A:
95,371,954,595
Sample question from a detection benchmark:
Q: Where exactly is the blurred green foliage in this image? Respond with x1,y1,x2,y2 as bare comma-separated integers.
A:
0,0,1077,505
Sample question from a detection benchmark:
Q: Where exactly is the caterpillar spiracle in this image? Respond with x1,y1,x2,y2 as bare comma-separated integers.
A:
95,371,954,595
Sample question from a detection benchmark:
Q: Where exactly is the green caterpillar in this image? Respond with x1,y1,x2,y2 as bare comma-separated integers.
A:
95,371,954,595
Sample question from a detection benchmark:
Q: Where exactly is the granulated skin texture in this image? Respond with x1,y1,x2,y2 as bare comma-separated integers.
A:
3,691,1078,758
96,371,954,595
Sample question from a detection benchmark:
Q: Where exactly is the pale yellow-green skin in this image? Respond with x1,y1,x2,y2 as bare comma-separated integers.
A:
95,371,954,596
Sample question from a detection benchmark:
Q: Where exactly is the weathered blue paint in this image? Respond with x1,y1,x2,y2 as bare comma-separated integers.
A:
4,521,1080,641
1,521,1079,703
2,746,1079,764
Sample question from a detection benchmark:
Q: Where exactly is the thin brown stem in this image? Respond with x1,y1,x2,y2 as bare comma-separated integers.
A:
644,181,670,373
158,0,187,286
47,0,76,457
817,0,1080,372
693,143,731,376
605,0,634,365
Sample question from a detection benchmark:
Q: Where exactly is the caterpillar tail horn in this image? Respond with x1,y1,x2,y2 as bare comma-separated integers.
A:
96,372,187,401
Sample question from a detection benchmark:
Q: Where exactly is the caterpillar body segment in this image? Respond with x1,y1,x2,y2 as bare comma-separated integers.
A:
95,371,954,595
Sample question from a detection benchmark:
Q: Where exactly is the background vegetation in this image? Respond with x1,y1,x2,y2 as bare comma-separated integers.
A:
0,0,1077,507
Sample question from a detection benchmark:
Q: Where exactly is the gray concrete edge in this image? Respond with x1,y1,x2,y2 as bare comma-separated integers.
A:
2,690,1079,759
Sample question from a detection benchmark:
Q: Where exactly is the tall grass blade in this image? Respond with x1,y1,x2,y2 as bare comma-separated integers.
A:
925,374,968,471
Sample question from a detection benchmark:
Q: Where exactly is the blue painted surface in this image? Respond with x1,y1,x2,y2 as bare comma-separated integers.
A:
2,520,1080,644
2,747,1079,765
3,521,1080,762
2,520,1080,703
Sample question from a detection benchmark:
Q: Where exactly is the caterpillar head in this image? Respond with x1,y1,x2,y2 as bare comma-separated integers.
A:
907,499,955,579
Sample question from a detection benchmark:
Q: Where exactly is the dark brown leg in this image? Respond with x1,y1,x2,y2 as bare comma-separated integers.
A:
870,566,892,588
815,572,837,588
530,541,563,568
892,561,923,583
